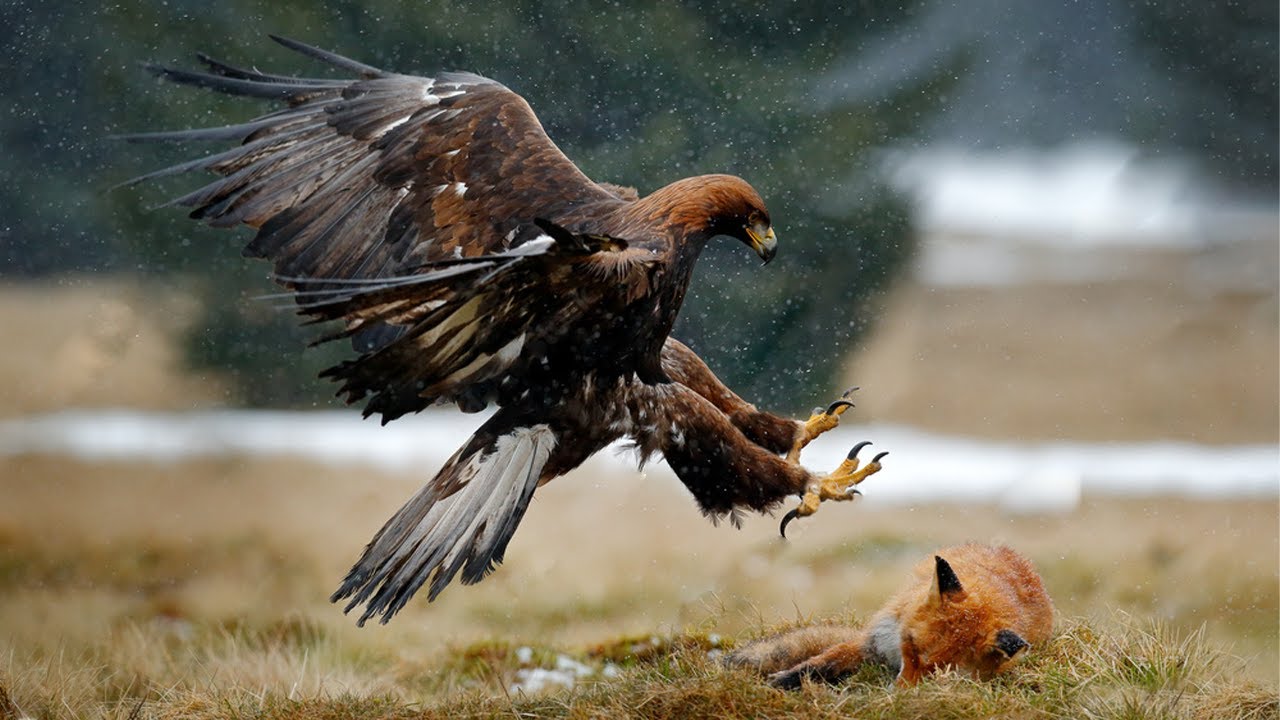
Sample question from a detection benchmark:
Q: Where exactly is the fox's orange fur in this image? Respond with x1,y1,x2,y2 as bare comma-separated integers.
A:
728,543,1054,688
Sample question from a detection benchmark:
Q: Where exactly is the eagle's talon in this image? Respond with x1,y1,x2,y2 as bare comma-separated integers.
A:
779,507,801,538
824,398,855,415
781,442,886,537
779,486,823,538
787,390,860,463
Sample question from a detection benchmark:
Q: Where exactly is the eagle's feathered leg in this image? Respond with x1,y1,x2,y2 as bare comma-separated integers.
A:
660,340,869,467
624,380,815,522
659,337,804,454
780,443,889,538
656,337,889,530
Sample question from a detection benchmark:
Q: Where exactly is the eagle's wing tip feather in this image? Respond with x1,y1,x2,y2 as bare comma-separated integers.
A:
266,34,388,78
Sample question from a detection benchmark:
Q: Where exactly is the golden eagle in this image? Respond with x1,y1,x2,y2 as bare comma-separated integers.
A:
123,37,888,625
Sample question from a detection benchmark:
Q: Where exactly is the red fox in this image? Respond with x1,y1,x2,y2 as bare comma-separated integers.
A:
727,543,1054,688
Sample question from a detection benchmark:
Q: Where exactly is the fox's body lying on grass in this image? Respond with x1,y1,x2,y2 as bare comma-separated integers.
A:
728,543,1054,688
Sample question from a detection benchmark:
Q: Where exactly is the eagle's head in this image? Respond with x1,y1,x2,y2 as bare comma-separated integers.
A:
702,175,777,264
655,174,777,263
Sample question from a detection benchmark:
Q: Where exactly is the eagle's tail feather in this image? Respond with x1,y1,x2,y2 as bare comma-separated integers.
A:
330,413,556,625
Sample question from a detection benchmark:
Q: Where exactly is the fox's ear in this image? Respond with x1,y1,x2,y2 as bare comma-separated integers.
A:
933,555,965,599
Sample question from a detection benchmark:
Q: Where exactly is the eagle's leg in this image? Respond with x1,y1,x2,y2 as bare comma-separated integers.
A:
785,387,858,463
656,339,886,528
780,442,888,538
630,380,815,518
660,337,805,454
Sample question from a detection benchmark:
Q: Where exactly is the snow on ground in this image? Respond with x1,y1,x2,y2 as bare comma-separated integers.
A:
508,653,602,694
1,410,1274,512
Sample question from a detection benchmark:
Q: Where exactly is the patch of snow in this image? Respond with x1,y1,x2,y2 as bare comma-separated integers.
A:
508,653,596,694
0,410,1274,509
787,424,1279,508
554,654,595,677
509,667,578,694
0,409,476,474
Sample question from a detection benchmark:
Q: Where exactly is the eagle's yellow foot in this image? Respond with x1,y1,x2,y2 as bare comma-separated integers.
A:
786,387,858,463
780,441,888,538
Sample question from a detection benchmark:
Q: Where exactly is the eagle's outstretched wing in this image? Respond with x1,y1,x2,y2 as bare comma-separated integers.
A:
125,36,646,419
126,36,622,270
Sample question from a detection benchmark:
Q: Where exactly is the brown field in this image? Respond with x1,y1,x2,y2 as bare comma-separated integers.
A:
846,276,1280,444
0,453,1276,717
0,278,229,419
0,277,1276,718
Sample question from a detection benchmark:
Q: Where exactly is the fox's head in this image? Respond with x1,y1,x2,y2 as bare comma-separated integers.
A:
904,554,1034,681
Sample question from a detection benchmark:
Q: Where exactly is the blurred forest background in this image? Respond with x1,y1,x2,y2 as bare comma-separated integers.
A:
2,0,1275,412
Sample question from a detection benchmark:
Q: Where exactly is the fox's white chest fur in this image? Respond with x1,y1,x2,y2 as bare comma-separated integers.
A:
865,614,904,671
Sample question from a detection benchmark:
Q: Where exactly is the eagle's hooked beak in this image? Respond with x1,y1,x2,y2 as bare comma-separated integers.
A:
746,224,777,264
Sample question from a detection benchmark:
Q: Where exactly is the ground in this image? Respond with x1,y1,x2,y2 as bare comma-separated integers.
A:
0,278,1276,718
1,453,1276,717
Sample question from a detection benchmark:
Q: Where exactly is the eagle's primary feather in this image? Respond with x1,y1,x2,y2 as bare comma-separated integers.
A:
126,36,835,625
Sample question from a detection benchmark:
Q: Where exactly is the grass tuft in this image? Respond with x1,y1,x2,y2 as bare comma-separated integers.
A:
585,631,723,666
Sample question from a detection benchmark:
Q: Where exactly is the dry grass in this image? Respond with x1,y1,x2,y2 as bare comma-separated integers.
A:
1,615,1274,719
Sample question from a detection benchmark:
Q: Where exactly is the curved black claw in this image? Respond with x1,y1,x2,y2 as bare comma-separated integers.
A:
842,386,860,399
871,451,889,463
824,399,855,415
779,508,802,539
847,440,872,460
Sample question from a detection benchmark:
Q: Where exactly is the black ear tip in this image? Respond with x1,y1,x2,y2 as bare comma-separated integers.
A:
934,555,964,595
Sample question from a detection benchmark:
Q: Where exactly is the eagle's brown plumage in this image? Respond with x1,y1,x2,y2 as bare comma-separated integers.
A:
124,37,854,625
